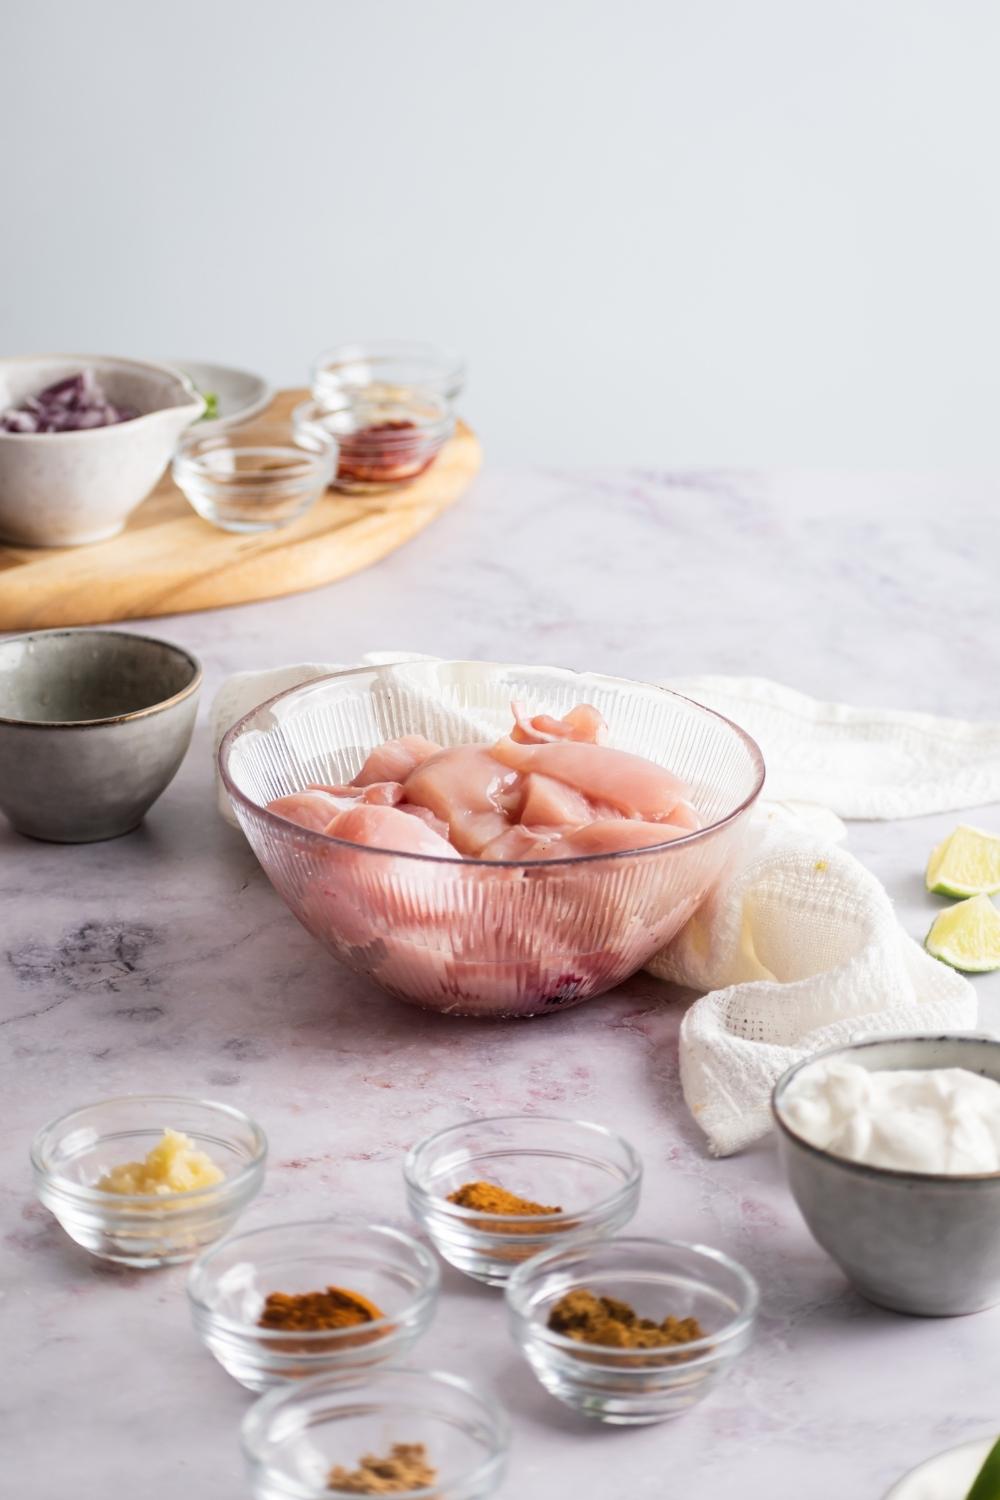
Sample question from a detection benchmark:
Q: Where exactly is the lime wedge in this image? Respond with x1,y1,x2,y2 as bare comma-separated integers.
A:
927,825,1000,898
926,895,1000,973
965,1436,1000,1500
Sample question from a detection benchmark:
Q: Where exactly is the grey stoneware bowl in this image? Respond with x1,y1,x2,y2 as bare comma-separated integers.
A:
0,629,201,842
773,1034,1000,1317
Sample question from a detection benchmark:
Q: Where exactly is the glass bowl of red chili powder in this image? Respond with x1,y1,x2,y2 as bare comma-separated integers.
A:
187,1218,440,1391
294,390,454,493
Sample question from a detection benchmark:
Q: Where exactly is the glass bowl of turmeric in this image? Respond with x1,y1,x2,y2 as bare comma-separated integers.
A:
242,1367,508,1500
404,1115,642,1286
506,1236,759,1425
187,1219,440,1392
30,1094,267,1268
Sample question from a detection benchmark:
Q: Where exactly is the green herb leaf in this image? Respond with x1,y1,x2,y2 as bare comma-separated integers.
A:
200,391,219,421
966,1438,1000,1500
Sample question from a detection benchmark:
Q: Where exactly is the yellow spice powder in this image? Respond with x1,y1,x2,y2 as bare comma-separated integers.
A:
97,1128,224,1195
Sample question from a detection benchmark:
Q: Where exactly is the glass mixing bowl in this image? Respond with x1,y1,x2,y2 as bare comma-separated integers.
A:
218,660,764,1017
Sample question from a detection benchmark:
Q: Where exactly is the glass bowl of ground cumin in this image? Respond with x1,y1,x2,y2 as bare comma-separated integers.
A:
243,1367,508,1500
187,1219,440,1391
506,1236,759,1424
404,1114,642,1286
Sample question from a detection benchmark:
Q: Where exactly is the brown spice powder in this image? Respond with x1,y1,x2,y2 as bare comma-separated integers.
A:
258,1285,384,1333
447,1179,560,1215
547,1288,705,1350
327,1442,437,1494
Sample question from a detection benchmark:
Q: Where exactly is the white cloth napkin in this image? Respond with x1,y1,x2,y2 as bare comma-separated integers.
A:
211,658,985,1156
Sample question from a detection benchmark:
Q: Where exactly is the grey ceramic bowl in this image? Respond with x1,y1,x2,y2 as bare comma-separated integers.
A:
0,629,201,842
773,1035,1000,1317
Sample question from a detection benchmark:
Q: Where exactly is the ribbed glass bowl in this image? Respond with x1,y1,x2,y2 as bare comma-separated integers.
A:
219,660,764,1017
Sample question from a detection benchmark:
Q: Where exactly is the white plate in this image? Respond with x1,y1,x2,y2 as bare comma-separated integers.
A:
166,360,272,436
884,1437,996,1499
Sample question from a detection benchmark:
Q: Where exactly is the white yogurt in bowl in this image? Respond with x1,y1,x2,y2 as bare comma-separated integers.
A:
884,1437,995,1499
781,1058,1000,1174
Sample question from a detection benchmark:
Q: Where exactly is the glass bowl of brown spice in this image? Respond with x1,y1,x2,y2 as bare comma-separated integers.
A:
241,1367,509,1500
187,1219,440,1392
404,1115,642,1286
506,1236,759,1425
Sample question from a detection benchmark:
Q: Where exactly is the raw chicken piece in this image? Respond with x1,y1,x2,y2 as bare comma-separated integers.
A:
311,780,404,807
396,802,452,841
479,818,688,862
511,702,608,745
518,772,616,828
352,734,442,787
663,798,701,831
268,789,356,833
402,746,522,856
325,803,458,858
491,738,686,821
543,819,690,857
479,825,562,861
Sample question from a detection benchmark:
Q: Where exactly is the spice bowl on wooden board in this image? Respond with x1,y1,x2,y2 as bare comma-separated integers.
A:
311,338,466,408
242,1367,509,1500
30,1096,267,1268
0,628,201,842
173,420,337,534
188,1220,440,1391
293,390,455,493
506,1237,759,1425
404,1115,642,1286
773,1034,1000,1317
0,354,204,545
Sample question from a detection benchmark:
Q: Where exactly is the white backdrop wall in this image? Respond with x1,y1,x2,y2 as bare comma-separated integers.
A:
1,0,997,466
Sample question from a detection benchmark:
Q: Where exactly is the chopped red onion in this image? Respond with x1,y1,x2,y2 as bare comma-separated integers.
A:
0,371,139,434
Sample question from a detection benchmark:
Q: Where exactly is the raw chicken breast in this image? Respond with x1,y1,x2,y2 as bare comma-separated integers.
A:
326,803,458,858
268,789,355,833
511,702,608,745
491,738,687,821
311,780,404,806
402,746,521,855
518,772,615,828
352,734,442,787
396,802,452,841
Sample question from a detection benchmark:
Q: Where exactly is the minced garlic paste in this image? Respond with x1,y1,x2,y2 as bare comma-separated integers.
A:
97,1128,224,1195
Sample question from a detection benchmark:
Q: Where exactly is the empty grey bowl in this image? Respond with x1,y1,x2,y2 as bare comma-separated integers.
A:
0,629,201,842
773,1035,1000,1317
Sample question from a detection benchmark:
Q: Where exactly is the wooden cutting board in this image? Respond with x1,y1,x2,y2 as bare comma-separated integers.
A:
0,388,481,628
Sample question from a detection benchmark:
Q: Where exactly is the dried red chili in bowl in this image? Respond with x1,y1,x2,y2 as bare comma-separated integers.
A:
293,391,454,494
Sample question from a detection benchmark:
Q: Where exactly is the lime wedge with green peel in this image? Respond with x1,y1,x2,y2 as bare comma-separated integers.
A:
965,1436,1000,1500
927,825,1000,898
926,895,1000,973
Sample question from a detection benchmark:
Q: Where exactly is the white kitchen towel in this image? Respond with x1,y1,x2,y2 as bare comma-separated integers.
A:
211,659,983,1155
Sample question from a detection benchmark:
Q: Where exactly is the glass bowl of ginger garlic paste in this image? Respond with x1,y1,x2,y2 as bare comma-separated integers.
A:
30,1094,267,1268
187,1218,440,1391
404,1114,642,1286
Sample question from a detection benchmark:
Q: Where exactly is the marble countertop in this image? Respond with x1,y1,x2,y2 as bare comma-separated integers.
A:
4,467,1000,1499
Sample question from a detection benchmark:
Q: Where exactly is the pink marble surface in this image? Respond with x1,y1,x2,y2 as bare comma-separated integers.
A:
3,467,1000,1499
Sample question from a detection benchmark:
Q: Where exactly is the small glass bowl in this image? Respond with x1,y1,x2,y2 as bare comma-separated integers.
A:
173,421,337,533
30,1095,267,1268
506,1237,759,1425
242,1367,509,1500
188,1219,440,1392
311,339,465,409
404,1115,642,1287
294,393,454,494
